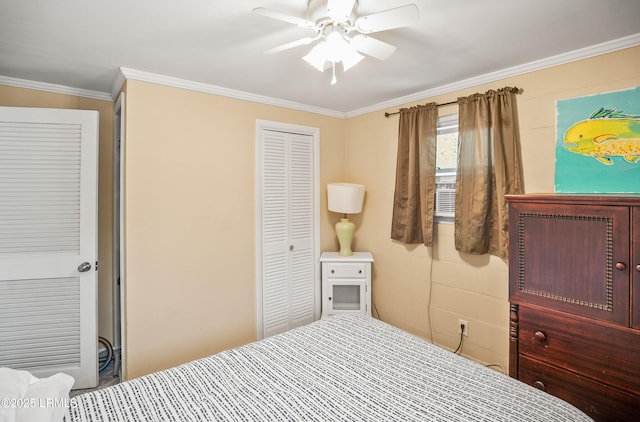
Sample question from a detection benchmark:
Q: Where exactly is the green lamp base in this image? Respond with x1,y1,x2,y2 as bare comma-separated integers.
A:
335,218,355,256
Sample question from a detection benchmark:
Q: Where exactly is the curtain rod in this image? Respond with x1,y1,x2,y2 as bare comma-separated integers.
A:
383,87,521,118
384,100,457,117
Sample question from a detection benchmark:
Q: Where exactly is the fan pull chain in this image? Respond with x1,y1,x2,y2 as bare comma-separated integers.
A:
331,62,337,85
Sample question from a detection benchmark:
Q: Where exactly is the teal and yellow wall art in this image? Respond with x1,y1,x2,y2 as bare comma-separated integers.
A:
555,86,640,193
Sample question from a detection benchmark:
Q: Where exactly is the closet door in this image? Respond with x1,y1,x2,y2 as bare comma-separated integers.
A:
0,106,98,389
257,123,319,339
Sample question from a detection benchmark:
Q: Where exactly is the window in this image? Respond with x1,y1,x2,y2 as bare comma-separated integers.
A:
435,114,458,223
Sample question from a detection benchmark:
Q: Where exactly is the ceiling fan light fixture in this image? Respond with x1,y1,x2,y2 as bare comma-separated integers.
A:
325,31,348,61
257,2,420,85
302,42,328,71
302,20,357,73
303,30,363,78
340,46,364,71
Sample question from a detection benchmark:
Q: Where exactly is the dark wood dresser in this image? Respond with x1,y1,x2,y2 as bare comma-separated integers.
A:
507,194,640,421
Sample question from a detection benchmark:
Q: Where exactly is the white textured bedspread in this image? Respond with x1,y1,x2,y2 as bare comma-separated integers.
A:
67,314,591,421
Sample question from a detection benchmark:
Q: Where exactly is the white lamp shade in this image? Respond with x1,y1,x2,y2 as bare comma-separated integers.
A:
328,183,365,214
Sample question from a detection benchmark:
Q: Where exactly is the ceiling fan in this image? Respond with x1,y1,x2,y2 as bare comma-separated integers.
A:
253,0,419,84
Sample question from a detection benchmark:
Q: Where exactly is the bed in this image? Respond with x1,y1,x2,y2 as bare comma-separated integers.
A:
66,314,591,421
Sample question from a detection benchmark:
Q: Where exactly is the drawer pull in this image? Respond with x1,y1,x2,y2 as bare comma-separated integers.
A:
331,269,335,274
636,264,640,272
615,262,627,270
358,270,362,274
534,331,547,342
534,381,546,392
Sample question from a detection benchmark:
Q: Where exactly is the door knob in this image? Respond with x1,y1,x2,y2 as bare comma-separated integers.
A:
77,262,92,272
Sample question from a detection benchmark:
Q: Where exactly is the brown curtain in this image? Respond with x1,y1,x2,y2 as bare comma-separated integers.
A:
391,103,437,246
454,87,524,258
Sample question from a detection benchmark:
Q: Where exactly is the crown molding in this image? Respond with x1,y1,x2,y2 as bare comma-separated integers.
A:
110,70,126,100
345,32,640,118
117,67,347,118
0,75,112,101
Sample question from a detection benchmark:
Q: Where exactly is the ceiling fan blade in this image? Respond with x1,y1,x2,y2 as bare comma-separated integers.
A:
327,0,356,21
264,37,318,54
354,4,419,34
351,34,397,60
252,7,315,29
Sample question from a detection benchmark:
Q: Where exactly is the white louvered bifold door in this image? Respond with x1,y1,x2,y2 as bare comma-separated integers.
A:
261,130,289,337
258,127,317,339
0,106,98,389
288,134,315,328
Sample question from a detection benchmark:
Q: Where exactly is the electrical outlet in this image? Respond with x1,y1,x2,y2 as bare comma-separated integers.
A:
458,319,469,336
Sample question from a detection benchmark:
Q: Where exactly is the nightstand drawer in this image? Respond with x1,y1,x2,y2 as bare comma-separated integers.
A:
518,306,640,393
325,263,366,278
519,355,640,422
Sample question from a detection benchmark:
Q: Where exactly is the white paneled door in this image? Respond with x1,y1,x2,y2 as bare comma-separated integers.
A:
256,122,320,340
0,107,99,389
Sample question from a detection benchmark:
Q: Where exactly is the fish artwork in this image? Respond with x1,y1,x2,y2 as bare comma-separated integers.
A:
563,107,640,165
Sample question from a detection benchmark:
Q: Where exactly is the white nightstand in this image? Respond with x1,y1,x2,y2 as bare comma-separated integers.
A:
320,252,373,317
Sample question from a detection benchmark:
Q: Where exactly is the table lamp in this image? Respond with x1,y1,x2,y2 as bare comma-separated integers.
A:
327,182,365,256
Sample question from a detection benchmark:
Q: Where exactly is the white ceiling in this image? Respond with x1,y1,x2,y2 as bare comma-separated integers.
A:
1,0,639,115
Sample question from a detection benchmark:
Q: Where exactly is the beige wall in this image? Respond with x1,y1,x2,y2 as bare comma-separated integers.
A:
0,85,115,344
121,80,347,378
346,45,640,370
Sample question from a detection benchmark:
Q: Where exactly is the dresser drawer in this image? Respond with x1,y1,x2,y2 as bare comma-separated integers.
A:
519,355,640,422
517,306,640,394
324,263,366,278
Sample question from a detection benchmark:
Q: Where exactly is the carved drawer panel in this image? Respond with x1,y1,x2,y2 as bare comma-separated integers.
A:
518,305,640,393
519,355,640,422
